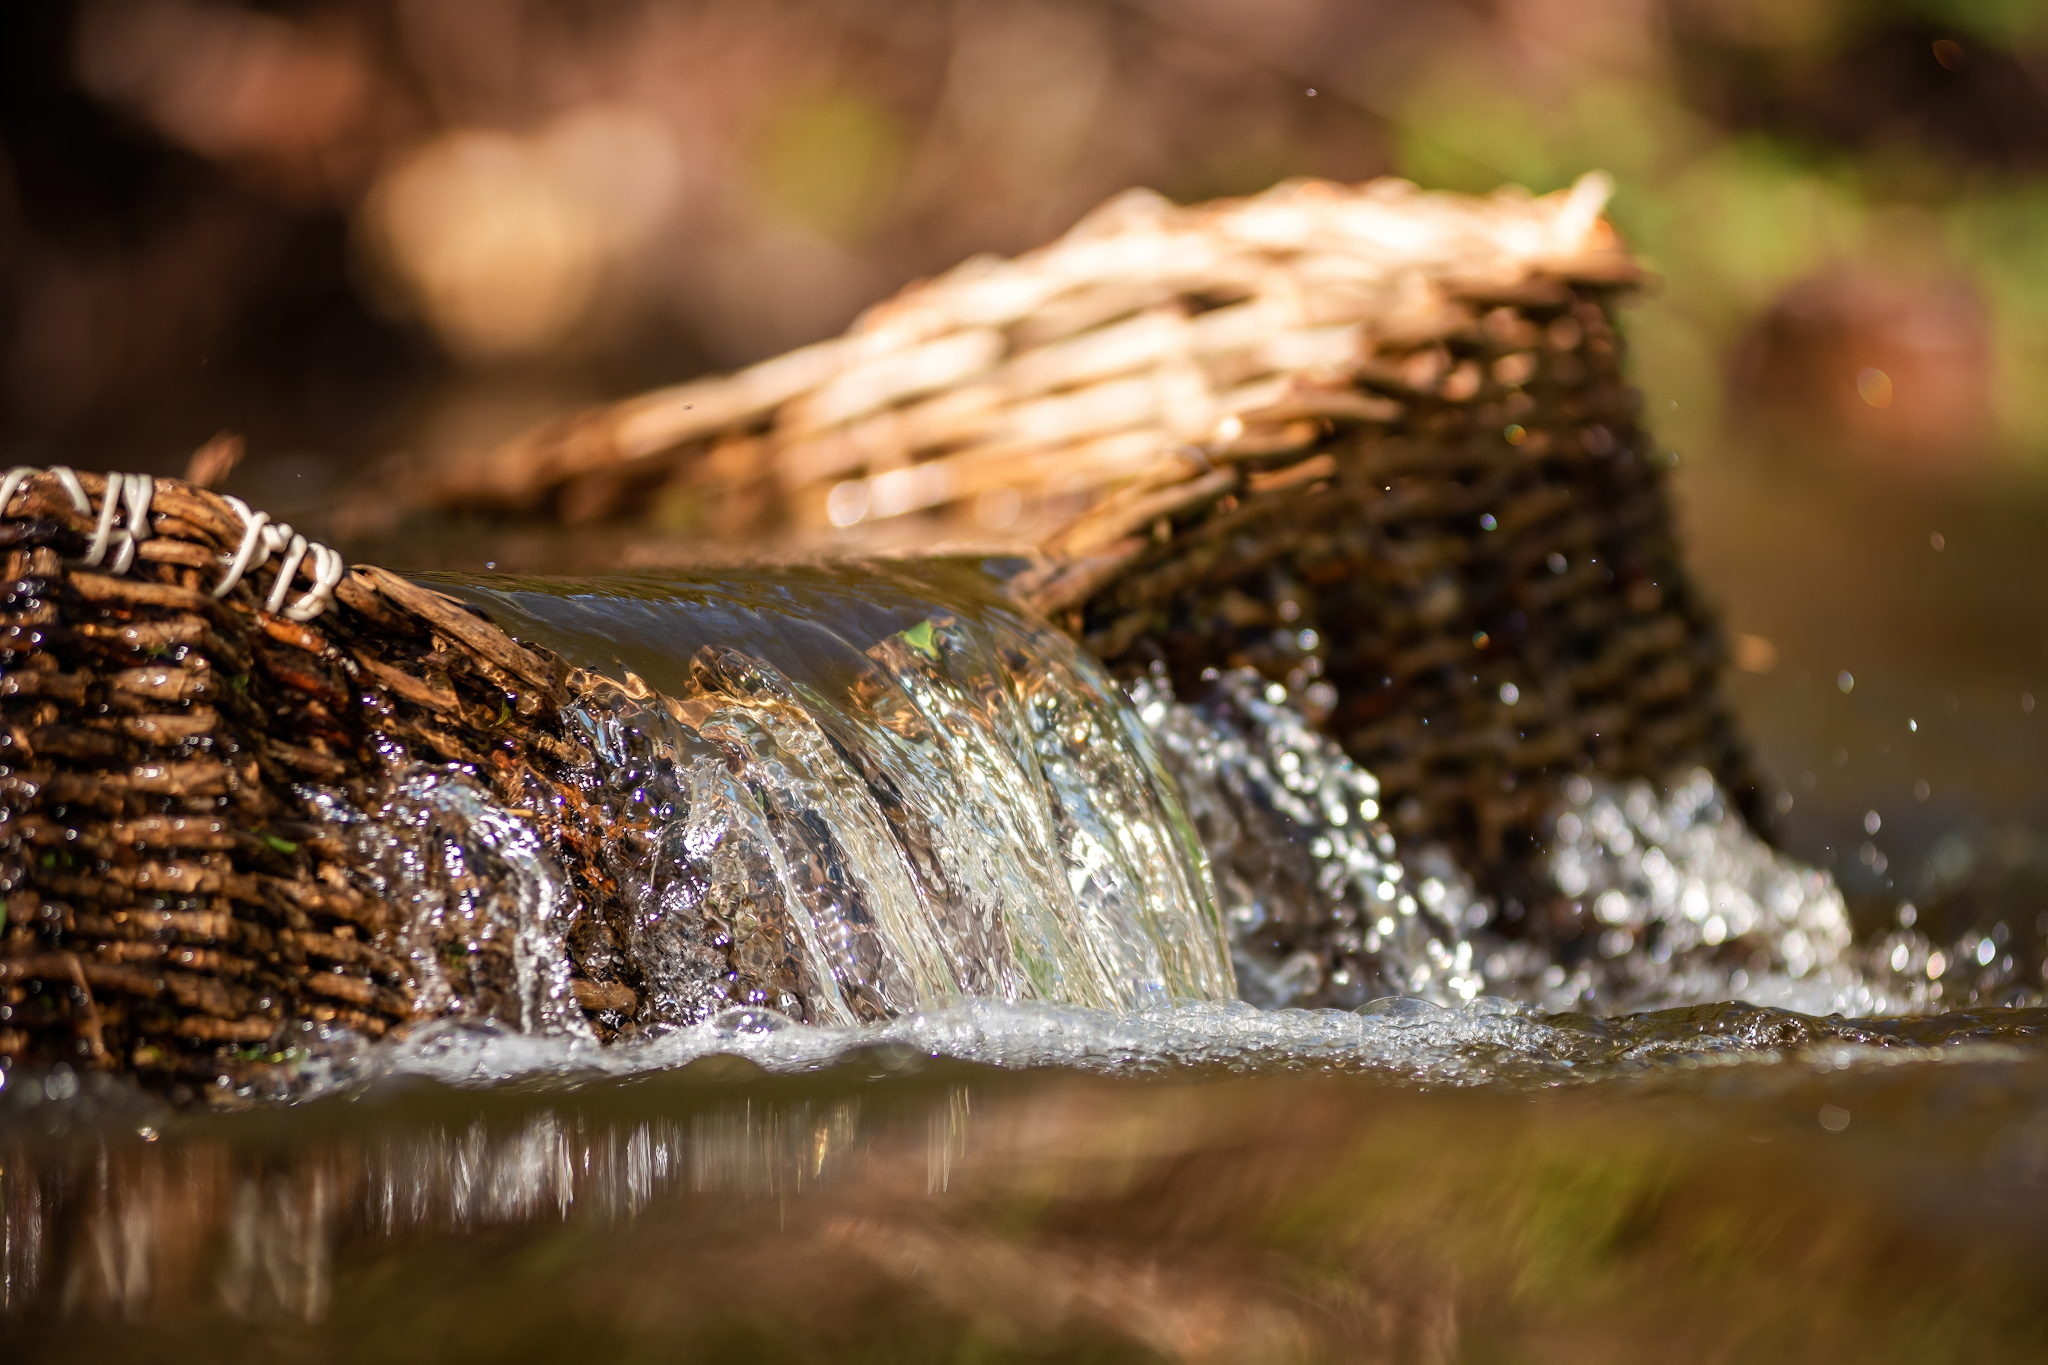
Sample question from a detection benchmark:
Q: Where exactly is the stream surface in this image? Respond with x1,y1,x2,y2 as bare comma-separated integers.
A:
6,557,2048,1361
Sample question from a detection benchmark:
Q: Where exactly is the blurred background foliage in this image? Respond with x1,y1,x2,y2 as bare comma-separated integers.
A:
6,0,2045,488
5,0,2048,939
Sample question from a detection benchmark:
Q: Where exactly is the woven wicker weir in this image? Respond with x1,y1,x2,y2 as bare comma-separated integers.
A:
0,469,674,1092
416,171,1763,896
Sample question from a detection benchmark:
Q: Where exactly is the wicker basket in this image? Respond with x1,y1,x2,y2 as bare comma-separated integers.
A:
413,171,1764,899
0,469,659,1093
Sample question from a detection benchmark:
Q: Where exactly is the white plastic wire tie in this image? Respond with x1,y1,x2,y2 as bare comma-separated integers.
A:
0,466,39,516
264,532,311,616
83,471,126,567
122,474,154,540
48,467,92,515
0,467,343,622
214,496,271,598
284,542,345,622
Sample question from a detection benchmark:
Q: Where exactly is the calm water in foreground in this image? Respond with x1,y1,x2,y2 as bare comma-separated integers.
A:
7,1002,2048,1361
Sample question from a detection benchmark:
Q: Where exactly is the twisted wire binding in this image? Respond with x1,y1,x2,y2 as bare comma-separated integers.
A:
0,465,343,622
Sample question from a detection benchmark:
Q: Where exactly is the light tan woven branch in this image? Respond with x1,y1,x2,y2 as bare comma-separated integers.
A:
413,171,1634,542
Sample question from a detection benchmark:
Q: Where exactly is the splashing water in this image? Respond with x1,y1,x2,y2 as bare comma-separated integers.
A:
1141,666,1999,1019
259,560,2038,1096
1527,767,1863,1014
327,770,583,1034
1137,668,1487,1010
432,562,1232,1033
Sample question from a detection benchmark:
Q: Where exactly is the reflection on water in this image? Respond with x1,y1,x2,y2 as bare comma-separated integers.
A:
2,1086,876,1321
9,1034,2048,1359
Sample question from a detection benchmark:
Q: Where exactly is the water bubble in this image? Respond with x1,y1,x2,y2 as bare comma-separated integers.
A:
1498,682,1520,705
1837,672,1855,694
1479,513,1497,530
1818,1104,1851,1132
1863,811,1881,835
1929,532,1945,552
1355,996,1441,1020
713,1007,795,1038
1547,552,1567,574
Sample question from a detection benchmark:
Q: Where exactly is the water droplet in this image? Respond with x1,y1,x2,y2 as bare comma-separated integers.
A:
1863,810,1881,835
1837,671,1854,694
1498,682,1520,705
1818,1103,1851,1132
1929,532,1944,552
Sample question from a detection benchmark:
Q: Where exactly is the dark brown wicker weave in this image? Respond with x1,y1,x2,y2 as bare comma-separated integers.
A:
0,469,645,1095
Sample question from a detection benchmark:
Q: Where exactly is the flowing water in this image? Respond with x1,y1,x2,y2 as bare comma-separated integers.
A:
6,556,2048,1360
